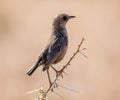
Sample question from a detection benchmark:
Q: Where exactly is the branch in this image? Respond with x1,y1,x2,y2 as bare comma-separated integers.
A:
46,37,85,93
25,38,85,100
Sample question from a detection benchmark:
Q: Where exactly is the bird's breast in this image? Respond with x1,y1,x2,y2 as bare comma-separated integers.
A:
53,45,68,64
53,36,68,64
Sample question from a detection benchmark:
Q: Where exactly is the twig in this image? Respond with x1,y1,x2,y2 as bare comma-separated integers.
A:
59,37,85,74
26,38,85,100
57,83,80,93
25,84,47,100
46,38,85,93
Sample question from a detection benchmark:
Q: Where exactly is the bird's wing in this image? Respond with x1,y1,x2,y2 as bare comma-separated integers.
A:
42,35,66,71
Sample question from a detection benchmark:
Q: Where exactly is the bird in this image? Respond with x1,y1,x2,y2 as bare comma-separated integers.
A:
26,13,75,83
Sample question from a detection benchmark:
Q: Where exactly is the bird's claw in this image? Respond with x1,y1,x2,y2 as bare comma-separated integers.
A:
56,69,67,78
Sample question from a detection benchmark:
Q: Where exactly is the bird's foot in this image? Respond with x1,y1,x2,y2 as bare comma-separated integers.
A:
56,69,67,78
51,66,67,78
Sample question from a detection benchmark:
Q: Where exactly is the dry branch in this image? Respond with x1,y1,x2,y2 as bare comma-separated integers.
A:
46,37,85,93
26,38,85,100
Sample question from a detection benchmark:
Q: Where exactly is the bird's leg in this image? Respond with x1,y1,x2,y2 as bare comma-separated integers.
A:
46,70,52,86
46,69,58,92
51,65,59,78
51,65,58,72
51,65,67,78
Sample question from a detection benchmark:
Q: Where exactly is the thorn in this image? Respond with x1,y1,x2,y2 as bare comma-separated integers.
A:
82,48,86,50
68,63,70,66
63,71,67,75
56,84,58,88
61,74,63,78
80,51,87,58
54,85,56,89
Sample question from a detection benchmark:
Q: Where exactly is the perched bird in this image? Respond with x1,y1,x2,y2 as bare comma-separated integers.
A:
26,13,75,82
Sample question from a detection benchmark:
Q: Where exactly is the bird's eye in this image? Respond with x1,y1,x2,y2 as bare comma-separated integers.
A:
62,16,67,21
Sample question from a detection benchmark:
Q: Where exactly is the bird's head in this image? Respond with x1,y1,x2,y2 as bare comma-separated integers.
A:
53,13,75,28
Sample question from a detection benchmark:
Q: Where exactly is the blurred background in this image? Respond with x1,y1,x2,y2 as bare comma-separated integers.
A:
0,0,120,100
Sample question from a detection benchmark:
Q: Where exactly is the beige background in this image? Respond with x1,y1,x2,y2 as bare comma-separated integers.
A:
0,0,120,100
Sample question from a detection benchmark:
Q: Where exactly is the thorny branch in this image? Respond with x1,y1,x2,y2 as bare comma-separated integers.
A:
26,38,85,100
46,37,85,93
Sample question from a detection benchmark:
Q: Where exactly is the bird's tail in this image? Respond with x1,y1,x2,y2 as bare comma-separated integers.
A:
26,58,42,76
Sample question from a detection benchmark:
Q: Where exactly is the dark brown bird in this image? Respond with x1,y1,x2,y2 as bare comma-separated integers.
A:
26,13,75,79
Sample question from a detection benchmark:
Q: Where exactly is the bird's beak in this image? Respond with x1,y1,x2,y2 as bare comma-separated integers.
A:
69,16,76,19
